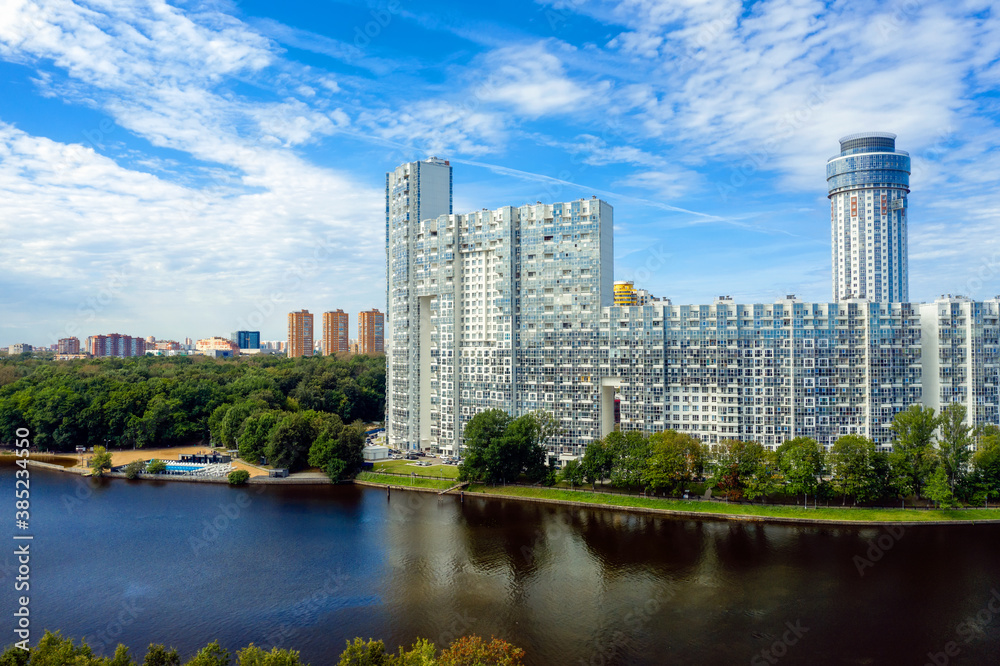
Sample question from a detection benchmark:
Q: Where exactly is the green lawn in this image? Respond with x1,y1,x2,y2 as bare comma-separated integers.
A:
357,471,454,490
465,485,1000,523
373,459,460,479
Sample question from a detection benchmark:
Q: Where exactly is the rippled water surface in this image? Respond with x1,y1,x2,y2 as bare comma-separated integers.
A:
3,467,998,665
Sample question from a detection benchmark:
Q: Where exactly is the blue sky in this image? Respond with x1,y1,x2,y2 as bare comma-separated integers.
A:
1,0,999,348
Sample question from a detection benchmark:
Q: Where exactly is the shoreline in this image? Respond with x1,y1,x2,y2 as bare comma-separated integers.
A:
18,460,1000,525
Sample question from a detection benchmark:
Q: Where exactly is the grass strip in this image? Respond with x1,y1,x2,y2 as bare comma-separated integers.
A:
357,472,454,491
464,485,1000,523
372,459,460,479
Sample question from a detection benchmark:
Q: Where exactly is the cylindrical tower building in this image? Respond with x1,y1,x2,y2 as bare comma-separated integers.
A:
826,132,910,302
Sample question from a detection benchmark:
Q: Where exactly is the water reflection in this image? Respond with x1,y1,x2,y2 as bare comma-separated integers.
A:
7,467,1000,666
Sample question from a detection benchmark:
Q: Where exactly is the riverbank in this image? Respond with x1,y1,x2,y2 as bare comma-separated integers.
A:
461,484,1000,525
350,475,1000,525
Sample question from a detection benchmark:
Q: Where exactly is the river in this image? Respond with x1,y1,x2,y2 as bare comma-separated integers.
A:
2,466,998,665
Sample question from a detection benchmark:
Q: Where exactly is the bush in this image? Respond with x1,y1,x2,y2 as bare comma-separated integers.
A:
228,469,250,485
124,459,146,479
146,459,167,474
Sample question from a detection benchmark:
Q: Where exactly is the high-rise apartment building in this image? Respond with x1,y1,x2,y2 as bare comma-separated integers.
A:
322,310,350,354
827,132,910,303
231,330,260,350
287,310,314,358
919,295,1000,429
57,337,80,354
385,184,613,453
386,157,454,449
358,309,384,354
87,334,145,357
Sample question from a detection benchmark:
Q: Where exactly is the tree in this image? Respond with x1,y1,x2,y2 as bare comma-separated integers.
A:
580,438,614,486
142,644,180,666
124,459,147,479
558,460,585,488
238,411,282,464
186,641,230,666
712,440,772,501
971,433,1000,506
385,639,436,666
338,638,388,666
234,645,304,666
17,630,96,666
888,405,938,497
309,418,365,482
146,459,167,474
437,636,525,666
89,445,113,477
643,430,704,495
830,435,889,504
607,431,650,488
775,437,824,506
937,403,973,493
228,470,250,485
266,411,322,471
925,464,959,508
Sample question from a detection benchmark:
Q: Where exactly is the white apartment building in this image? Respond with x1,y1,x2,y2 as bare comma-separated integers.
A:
827,132,910,303
920,295,1000,429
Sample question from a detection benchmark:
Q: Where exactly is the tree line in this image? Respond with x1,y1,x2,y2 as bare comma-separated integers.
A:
0,630,525,666
463,404,1000,508
0,354,384,465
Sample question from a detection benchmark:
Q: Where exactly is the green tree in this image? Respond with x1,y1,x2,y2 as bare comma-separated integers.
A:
142,644,181,666
124,459,147,479
607,431,650,489
385,639,436,666
775,437,824,506
580,438,613,486
146,459,167,474
337,638,388,666
89,445,113,477
238,411,282,464
971,432,1000,506
458,409,514,483
888,405,939,497
712,440,772,501
228,470,250,485
925,464,959,508
234,644,303,666
558,460,585,488
309,418,365,482
17,630,96,666
937,403,973,493
643,430,704,495
830,435,889,504
266,411,322,471
186,641,230,666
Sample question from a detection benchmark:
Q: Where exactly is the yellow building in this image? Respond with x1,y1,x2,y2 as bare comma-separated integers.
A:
613,281,638,306
287,310,314,358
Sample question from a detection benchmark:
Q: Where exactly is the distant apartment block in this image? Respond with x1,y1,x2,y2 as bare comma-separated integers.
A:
322,310,350,354
359,309,384,354
288,310,314,358
231,330,261,350
88,334,145,357
57,337,81,354
196,337,240,357
9,344,32,354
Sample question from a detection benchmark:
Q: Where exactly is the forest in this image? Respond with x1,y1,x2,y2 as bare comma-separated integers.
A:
0,354,385,462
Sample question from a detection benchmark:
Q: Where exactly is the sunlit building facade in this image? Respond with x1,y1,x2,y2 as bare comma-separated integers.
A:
827,132,910,303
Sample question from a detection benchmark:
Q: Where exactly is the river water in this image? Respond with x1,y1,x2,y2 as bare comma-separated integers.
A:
2,466,998,665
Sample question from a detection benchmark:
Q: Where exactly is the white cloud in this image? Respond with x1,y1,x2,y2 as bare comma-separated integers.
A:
477,42,608,117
